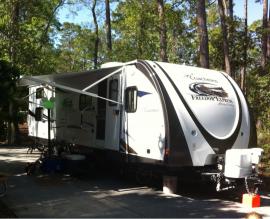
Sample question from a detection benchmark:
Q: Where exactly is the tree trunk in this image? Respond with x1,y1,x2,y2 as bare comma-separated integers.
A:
9,0,19,65
241,0,248,94
38,0,65,51
228,0,233,19
197,0,209,68
138,2,145,58
91,0,99,69
14,102,20,144
105,0,112,55
157,0,168,62
7,102,15,144
218,0,231,76
227,0,235,79
267,1,270,59
8,0,19,145
261,0,268,74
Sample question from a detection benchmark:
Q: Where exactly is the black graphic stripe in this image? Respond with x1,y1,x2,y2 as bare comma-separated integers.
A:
120,139,137,154
221,76,256,148
28,110,35,118
137,60,193,166
155,62,242,153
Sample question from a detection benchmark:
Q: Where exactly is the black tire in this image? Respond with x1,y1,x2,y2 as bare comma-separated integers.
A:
25,163,36,176
0,181,7,197
36,144,45,152
135,168,153,185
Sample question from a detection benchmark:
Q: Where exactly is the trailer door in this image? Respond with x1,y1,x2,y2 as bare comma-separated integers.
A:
104,74,121,151
123,67,165,161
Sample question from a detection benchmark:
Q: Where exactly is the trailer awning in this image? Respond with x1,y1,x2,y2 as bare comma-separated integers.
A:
20,66,123,90
20,66,124,104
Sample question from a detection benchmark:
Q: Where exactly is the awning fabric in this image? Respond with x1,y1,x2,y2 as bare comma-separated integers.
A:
19,65,124,104
20,66,122,90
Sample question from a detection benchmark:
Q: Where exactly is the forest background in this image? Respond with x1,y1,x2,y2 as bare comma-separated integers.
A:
0,0,269,167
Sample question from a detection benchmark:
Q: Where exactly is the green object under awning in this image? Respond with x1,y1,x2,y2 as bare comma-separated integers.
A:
42,97,55,109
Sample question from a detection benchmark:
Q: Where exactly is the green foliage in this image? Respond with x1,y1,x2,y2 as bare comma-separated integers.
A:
0,60,20,141
207,3,252,75
0,60,20,106
248,70,270,133
0,0,269,145
260,141,270,175
111,0,195,63
55,22,96,72
245,19,270,134
0,0,63,143
165,2,197,64
0,0,62,75
112,0,159,61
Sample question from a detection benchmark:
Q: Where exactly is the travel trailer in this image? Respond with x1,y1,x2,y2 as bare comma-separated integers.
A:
21,60,263,191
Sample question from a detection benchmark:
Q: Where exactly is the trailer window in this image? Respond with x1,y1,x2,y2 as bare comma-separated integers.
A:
109,79,118,106
35,107,43,121
79,94,93,111
36,88,44,99
125,87,137,113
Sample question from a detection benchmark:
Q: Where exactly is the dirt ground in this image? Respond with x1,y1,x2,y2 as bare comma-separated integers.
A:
0,145,270,218
0,201,17,217
0,145,40,218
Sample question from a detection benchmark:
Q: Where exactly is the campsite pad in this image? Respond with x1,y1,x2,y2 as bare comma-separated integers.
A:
0,145,270,218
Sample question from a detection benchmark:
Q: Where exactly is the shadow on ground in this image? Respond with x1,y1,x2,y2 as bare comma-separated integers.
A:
0,145,269,218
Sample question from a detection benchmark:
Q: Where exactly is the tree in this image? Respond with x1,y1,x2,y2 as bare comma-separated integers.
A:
0,0,63,75
217,0,231,75
241,0,248,93
112,0,159,61
197,0,209,68
105,0,112,55
268,1,270,58
8,0,19,66
261,0,268,74
38,0,65,51
1,0,270,141
165,2,196,64
228,0,233,19
0,0,64,143
7,0,19,144
157,0,168,62
91,0,99,69
227,0,235,78
56,22,96,72
0,60,20,143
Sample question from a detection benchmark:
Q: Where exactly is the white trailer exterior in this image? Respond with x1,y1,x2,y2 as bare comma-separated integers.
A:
28,85,56,140
22,60,262,188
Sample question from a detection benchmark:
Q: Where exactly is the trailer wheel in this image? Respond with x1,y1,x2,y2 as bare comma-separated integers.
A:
135,168,153,185
0,176,7,197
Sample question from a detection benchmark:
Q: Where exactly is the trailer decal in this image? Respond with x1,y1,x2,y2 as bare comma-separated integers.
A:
137,90,152,97
140,61,193,166
154,62,242,153
189,82,228,97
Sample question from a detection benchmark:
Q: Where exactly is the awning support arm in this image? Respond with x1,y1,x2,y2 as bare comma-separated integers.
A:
82,68,123,91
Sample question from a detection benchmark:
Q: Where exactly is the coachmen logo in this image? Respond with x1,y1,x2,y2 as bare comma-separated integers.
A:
189,82,228,97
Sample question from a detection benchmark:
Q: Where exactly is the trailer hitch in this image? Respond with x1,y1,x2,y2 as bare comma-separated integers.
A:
244,175,263,194
214,173,236,192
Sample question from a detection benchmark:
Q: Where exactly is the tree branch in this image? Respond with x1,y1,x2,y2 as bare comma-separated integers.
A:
38,0,65,50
